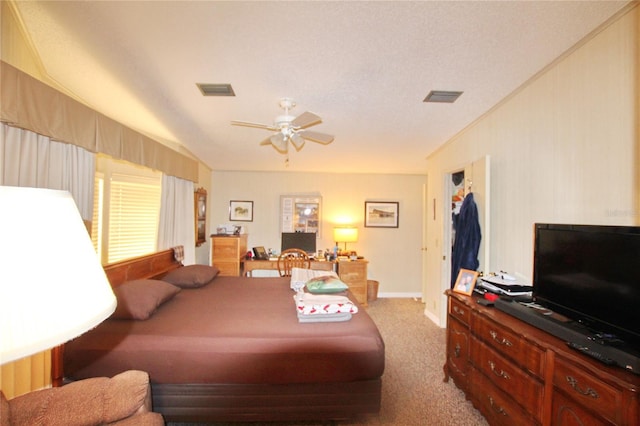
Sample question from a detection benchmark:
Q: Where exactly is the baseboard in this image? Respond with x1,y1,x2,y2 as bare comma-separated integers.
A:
377,292,422,298
423,309,442,327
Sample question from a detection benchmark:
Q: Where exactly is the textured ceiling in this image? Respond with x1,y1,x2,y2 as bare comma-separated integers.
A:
13,1,630,174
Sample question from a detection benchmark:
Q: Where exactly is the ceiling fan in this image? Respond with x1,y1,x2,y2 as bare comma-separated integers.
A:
231,98,334,154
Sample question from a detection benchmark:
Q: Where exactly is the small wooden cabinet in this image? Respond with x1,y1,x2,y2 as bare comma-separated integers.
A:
444,291,639,426
337,260,368,306
210,234,247,276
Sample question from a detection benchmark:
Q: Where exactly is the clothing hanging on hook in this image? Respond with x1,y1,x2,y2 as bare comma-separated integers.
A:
451,192,481,288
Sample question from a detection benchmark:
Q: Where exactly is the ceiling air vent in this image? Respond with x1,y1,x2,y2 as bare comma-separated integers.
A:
197,83,235,96
423,90,463,103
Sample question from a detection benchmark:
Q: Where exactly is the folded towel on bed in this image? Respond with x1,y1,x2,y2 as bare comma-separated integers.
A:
297,312,352,323
294,291,358,315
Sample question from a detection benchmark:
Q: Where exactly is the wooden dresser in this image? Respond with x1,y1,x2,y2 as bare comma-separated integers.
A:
210,234,247,276
337,260,368,306
444,290,639,425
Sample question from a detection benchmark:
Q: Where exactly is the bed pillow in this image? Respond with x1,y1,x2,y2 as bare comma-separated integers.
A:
305,275,349,294
290,267,338,291
112,279,181,320
161,264,220,288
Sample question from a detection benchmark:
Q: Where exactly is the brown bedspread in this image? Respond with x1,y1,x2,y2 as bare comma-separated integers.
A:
64,276,385,385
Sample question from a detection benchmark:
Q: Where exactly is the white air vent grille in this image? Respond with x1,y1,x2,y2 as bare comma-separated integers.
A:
197,83,235,96
423,90,463,103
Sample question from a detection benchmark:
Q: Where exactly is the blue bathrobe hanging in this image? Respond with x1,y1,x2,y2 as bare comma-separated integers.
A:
451,192,481,288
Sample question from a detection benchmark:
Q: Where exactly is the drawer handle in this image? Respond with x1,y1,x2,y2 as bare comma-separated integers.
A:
566,376,599,399
488,396,508,416
454,344,461,358
453,306,465,316
489,330,513,347
489,361,510,380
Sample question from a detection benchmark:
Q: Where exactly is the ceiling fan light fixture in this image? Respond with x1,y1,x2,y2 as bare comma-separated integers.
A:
291,133,305,151
270,133,288,153
231,97,333,155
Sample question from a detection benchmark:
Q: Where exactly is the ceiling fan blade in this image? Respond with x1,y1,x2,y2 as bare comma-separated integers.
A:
269,133,288,153
291,111,322,129
231,120,278,131
291,133,305,151
259,137,273,146
298,130,334,145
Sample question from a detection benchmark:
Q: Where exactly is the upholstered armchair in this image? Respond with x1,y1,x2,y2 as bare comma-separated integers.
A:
0,370,164,426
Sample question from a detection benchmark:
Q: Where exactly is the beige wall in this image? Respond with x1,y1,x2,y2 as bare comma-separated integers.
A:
424,5,639,326
210,170,427,295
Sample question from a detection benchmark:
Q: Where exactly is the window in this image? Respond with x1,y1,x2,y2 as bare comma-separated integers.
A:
92,156,162,264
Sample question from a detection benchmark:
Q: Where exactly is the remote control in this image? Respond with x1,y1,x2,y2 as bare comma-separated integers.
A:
567,342,616,365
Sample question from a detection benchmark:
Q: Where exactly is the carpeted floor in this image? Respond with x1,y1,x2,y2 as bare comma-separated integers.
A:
170,298,487,426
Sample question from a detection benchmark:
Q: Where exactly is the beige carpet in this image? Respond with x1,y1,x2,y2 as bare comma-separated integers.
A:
171,298,488,425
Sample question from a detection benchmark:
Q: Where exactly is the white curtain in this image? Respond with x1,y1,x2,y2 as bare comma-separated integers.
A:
158,174,196,265
0,123,95,220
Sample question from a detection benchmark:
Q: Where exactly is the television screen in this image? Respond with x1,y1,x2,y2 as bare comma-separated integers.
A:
533,224,640,352
281,232,317,255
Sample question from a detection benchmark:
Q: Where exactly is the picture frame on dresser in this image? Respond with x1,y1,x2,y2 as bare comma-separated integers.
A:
453,269,478,295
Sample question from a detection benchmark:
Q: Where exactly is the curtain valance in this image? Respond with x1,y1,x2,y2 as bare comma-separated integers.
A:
0,61,197,182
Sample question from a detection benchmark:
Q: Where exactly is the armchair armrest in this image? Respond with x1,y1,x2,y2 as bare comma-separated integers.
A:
6,370,163,425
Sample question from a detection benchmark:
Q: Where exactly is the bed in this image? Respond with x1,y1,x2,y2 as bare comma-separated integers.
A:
59,248,385,423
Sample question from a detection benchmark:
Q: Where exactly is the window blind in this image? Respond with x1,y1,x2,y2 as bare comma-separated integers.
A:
107,173,161,263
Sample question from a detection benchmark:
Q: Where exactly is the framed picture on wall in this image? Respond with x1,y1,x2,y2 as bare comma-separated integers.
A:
280,194,322,236
229,200,253,222
364,201,399,228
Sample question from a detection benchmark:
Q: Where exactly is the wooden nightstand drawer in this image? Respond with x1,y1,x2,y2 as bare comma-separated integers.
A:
470,336,544,421
472,314,544,377
554,357,624,424
449,297,471,326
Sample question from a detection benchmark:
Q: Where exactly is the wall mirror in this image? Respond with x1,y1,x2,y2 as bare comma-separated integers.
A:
195,188,207,246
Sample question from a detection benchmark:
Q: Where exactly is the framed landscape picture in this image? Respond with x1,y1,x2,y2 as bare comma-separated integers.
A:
229,200,253,222
364,201,399,228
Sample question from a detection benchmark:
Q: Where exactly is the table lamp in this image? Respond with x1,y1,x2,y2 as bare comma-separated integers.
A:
0,186,116,366
333,226,358,253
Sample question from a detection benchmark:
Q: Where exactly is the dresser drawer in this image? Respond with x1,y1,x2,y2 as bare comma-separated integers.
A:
348,285,366,304
554,357,624,424
213,242,241,260
552,389,611,426
449,297,471,326
470,336,544,421
447,315,470,387
469,366,539,426
215,261,240,277
472,313,544,377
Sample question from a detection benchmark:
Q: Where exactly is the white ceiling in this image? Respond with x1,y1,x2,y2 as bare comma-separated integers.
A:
13,1,630,174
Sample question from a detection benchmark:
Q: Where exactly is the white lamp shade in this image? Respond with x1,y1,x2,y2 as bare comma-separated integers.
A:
0,186,116,365
333,227,358,243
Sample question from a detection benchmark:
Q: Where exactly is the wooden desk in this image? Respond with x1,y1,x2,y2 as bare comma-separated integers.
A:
242,259,334,276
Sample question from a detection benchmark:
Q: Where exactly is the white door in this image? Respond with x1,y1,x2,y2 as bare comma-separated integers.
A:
438,155,490,326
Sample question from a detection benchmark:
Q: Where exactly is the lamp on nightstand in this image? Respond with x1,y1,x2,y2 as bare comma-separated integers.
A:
0,186,117,366
333,226,358,253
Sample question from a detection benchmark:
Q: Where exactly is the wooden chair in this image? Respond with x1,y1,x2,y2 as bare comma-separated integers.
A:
277,248,311,277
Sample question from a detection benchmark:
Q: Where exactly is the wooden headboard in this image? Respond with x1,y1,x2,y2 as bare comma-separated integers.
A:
103,248,183,288
53,248,184,386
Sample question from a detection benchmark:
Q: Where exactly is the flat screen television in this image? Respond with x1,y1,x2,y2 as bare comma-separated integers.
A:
533,223,640,353
281,232,316,255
